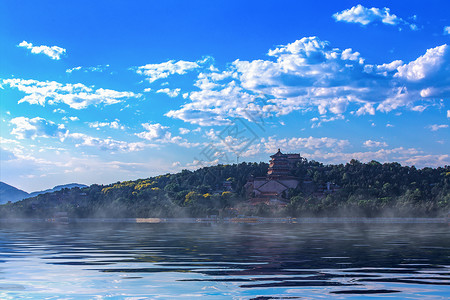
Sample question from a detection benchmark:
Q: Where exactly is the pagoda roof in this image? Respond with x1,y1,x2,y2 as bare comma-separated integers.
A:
270,148,286,158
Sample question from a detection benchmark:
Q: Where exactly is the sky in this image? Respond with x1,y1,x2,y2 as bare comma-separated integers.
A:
1,0,449,192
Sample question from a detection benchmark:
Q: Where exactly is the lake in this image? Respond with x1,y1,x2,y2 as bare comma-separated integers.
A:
0,220,448,299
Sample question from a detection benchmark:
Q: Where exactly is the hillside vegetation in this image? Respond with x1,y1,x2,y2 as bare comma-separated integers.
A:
1,159,449,218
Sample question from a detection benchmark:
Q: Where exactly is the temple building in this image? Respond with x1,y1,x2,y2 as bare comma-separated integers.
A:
246,149,302,206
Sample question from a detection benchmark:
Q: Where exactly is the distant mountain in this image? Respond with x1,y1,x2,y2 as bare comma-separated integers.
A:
0,182,29,204
0,182,88,204
28,183,88,198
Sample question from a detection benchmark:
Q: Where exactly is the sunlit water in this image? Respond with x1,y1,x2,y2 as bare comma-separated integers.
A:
0,221,448,299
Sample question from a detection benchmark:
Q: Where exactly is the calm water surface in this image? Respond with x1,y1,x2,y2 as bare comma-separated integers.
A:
0,221,448,299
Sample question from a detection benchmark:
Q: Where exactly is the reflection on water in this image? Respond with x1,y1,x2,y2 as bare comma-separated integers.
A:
0,222,448,299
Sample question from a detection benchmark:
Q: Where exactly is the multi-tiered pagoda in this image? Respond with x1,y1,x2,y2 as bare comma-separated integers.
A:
267,149,290,178
246,149,302,206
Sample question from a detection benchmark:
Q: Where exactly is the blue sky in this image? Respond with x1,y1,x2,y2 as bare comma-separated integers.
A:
1,0,449,192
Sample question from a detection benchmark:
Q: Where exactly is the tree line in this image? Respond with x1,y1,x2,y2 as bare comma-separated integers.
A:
1,158,449,218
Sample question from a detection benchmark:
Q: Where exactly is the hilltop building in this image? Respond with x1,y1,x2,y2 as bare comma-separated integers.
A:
246,149,302,206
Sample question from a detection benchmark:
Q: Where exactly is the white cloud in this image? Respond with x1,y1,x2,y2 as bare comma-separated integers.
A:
135,59,200,83
188,135,422,169
136,123,200,148
139,35,449,127
160,38,357,124
53,108,66,114
444,26,450,35
185,158,220,170
88,120,125,130
166,80,263,126
364,60,404,76
18,41,66,60
332,5,417,30
69,133,146,152
179,128,191,134
166,36,450,126
66,65,110,73
0,137,19,145
66,66,82,73
299,147,448,168
447,110,450,118
2,78,141,109
427,124,449,131
156,88,181,98
403,154,449,167
10,116,146,152
363,140,388,148
136,123,172,141
355,103,375,116
1,148,168,191
264,136,349,151
10,117,68,140
311,115,345,128
395,44,448,81
214,136,351,158
410,105,427,112
62,116,79,122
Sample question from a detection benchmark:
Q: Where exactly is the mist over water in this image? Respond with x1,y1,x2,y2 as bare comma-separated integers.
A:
0,222,448,299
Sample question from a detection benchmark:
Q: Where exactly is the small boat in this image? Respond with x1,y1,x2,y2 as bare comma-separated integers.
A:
47,212,69,224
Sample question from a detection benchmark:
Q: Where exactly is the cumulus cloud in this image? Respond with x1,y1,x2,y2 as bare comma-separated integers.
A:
69,133,146,152
18,41,66,60
444,26,450,35
300,147,448,168
427,124,449,131
208,135,351,158
10,116,147,152
403,154,449,167
166,80,264,126
136,123,171,140
53,108,66,114
363,140,388,147
10,117,68,140
66,66,82,73
355,103,375,116
447,110,450,118
156,88,181,98
179,128,191,134
311,115,345,128
261,136,349,152
62,116,79,122
395,44,448,81
332,5,417,30
135,59,201,83
225,145,446,169
165,36,450,125
88,120,125,130
66,65,110,73
136,123,201,148
1,78,141,109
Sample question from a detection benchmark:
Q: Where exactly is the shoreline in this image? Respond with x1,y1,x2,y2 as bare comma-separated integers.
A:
0,216,448,224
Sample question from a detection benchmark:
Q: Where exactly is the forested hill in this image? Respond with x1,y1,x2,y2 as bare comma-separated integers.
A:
1,159,449,218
